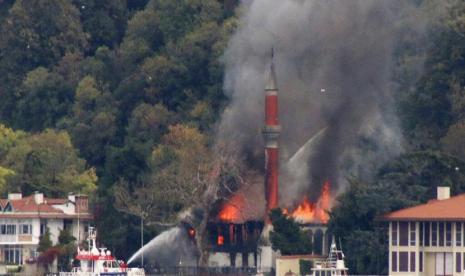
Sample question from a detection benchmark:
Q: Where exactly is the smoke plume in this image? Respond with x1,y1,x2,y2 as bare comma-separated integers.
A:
218,0,428,206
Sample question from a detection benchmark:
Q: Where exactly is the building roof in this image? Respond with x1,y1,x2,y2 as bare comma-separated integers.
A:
383,194,465,221
0,195,92,220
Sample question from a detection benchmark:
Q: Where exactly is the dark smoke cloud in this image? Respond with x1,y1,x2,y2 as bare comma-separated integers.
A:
217,0,430,206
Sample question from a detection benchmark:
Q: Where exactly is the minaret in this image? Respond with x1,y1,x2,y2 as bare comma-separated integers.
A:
262,49,281,223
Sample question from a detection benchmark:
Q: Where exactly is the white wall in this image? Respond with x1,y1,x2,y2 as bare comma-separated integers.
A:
208,252,231,267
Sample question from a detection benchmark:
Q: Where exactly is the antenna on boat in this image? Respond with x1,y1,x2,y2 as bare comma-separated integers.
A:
77,192,80,244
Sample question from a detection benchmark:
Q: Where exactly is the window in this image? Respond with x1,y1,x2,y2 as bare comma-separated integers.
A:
457,222,462,246
399,222,409,246
457,252,462,273
446,222,452,246
439,222,444,246
420,222,424,246
4,245,22,264
399,251,408,272
425,222,430,246
6,225,15,235
40,222,46,235
410,222,416,246
392,251,397,272
432,222,438,246
63,219,72,231
410,252,415,272
19,224,31,235
436,252,453,276
392,222,398,246
420,252,423,272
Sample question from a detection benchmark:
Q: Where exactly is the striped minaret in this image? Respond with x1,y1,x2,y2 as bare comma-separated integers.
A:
262,49,281,223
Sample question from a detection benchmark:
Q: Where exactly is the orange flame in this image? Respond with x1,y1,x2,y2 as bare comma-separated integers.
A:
218,193,245,222
285,181,331,224
217,235,224,245
218,181,332,224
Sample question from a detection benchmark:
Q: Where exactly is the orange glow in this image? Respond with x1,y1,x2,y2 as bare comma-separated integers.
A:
188,228,195,238
218,193,245,222
217,235,224,245
285,181,332,224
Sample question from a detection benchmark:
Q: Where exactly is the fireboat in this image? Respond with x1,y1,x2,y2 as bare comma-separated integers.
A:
310,239,349,276
59,227,145,276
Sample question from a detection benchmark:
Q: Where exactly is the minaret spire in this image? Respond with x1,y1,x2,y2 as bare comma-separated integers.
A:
262,48,281,224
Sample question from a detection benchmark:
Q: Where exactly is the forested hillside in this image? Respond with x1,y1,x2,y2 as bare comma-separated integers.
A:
0,0,238,259
1,0,465,273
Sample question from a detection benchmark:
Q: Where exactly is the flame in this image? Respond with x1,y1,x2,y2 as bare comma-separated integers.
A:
285,181,332,223
218,181,332,224
218,193,245,222
217,235,224,245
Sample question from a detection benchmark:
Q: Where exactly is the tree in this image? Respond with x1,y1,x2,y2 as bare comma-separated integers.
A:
38,228,53,253
140,55,187,109
399,0,465,149
148,0,222,42
66,76,117,165
0,0,87,122
37,228,59,271
2,129,97,196
0,167,14,193
441,120,465,160
13,67,73,131
269,208,312,255
57,229,77,271
115,125,247,265
72,0,128,52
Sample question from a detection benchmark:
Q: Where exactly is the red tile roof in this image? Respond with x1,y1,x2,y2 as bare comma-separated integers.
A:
383,194,465,221
0,195,92,220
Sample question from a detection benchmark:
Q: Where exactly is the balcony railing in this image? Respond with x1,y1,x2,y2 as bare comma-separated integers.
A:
0,234,34,243
0,235,16,242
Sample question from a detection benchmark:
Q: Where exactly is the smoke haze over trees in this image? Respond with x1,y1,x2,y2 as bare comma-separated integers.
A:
0,0,465,274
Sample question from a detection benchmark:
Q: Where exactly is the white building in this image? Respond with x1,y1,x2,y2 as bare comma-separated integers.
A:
384,186,465,276
0,192,92,266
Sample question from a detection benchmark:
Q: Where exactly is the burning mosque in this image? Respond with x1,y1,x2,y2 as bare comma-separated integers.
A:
204,52,333,271
129,0,428,273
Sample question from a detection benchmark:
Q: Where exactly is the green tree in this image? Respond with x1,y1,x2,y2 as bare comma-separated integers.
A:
3,129,97,196
119,8,163,67
72,0,128,51
148,0,222,42
13,67,73,131
0,0,87,122
0,167,14,193
57,229,77,271
66,76,117,165
269,208,312,255
140,55,187,108
399,1,465,149
38,228,53,253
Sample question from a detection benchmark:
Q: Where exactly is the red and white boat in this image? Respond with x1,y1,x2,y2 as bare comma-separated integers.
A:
59,227,145,276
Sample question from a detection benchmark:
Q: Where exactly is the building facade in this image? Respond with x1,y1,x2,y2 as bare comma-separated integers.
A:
0,192,92,267
384,187,465,276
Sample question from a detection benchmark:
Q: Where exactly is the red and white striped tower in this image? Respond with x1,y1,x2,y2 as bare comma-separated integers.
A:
262,50,281,224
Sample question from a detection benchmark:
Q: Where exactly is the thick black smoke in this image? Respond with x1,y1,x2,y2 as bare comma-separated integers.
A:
217,0,429,205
